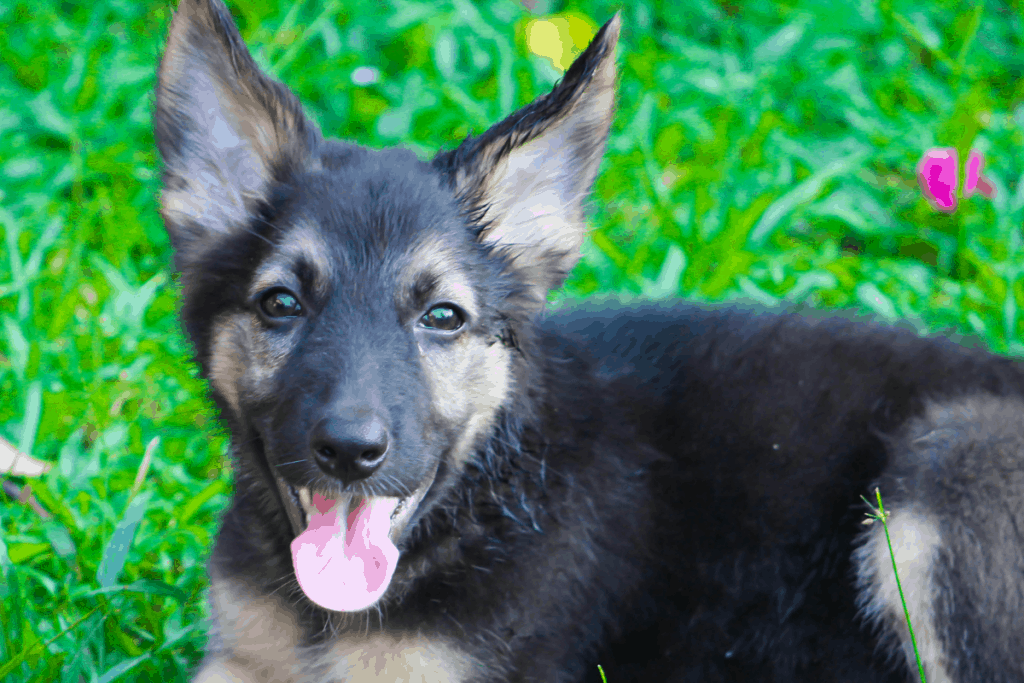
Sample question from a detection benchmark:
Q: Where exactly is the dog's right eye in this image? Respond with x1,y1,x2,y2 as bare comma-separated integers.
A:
259,289,303,319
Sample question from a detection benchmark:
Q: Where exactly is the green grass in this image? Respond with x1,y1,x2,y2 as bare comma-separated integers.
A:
1,0,1022,680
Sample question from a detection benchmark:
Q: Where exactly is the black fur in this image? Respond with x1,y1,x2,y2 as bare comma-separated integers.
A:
156,1,1024,681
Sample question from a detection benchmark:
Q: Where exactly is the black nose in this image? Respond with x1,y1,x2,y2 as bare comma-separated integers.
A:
310,412,389,483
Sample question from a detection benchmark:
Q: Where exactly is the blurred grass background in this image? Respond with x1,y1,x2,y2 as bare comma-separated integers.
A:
1,0,1022,680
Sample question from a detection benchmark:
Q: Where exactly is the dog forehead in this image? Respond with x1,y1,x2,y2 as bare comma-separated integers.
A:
292,146,462,247
318,143,456,217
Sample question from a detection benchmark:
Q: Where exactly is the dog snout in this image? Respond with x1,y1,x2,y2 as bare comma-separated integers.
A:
310,410,389,483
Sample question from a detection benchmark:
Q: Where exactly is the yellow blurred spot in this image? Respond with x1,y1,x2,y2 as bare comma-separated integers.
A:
527,20,562,67
527,15,597,71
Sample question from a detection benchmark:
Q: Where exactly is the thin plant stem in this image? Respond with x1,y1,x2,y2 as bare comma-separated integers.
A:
861,488,928,683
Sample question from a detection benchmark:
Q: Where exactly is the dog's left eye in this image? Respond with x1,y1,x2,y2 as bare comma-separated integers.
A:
260,289,303,318
420,305,463,332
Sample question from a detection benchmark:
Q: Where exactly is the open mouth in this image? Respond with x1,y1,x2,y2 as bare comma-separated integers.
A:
272,470,437,613
274,477,430,545
290,485,414,534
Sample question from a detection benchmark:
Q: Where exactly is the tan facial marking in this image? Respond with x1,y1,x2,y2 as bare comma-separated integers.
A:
209,314,250,416
420,334,512,466
249,221,335,300
399,239,480,320
209,310,297,414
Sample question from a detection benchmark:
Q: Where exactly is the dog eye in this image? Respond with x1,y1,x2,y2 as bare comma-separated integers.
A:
420,305,463,332
260,289,303,319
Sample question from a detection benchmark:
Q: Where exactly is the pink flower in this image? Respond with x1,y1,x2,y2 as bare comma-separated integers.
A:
963,150,996,199
916,148,995,213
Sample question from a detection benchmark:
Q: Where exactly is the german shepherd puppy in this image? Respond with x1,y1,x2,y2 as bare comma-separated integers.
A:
155,0,1024,680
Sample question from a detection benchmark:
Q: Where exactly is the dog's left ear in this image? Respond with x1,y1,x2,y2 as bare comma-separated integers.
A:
433,14,620,306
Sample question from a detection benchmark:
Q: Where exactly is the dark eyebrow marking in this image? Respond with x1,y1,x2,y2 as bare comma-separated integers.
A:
294,256,319,297
410,271,441,309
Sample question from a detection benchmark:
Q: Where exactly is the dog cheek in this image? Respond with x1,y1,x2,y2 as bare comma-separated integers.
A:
447,337,514,467
417,341,471,426
466,337,513,415
418,334,509,417
210,314,294,417
244,322,295,400
209,315,251,417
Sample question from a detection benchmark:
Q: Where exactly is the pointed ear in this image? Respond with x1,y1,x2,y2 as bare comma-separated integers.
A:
433,14,620,307
155,0,322,270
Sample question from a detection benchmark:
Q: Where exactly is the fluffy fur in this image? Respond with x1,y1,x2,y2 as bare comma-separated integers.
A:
155,1,1024,681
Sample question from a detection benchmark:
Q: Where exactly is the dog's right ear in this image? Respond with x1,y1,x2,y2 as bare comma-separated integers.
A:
155,0,321,271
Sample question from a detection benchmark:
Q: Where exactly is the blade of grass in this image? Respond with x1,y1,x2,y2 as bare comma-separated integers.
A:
0,606,101,679
861,488,927,683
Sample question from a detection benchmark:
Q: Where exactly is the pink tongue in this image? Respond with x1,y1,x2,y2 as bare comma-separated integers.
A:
290,493,399,611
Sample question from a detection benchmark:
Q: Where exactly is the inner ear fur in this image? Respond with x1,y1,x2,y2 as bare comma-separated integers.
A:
433,14,621,305
155,0,321,269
